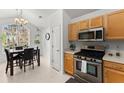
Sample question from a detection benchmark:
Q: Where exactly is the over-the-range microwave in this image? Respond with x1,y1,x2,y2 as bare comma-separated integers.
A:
78,27,104,41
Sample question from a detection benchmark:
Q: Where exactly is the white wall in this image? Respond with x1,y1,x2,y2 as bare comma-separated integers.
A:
41,27,51,65
63,10,71,50
40,10,63,72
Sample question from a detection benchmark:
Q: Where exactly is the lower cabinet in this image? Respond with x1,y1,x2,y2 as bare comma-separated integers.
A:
104,61,124,83
64,53,74,75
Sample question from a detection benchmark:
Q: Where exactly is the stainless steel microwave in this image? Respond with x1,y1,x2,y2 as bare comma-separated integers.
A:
78,27,104,41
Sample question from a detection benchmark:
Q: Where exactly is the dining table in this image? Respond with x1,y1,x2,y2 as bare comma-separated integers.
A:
8,48,40,76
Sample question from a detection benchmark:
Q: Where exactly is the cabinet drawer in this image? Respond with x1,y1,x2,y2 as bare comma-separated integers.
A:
64,53,73,59
104,61,124,72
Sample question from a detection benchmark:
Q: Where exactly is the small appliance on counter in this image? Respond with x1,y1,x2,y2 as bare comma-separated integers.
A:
69,43,76,51
73,45,105,83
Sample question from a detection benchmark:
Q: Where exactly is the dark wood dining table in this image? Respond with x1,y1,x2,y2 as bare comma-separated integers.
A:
9,48,40,76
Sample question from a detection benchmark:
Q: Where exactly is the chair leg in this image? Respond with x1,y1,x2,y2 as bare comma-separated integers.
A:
19,59,22,69
32,60,34,69
16,60,18,66
24,61,26,72
6,62,9,74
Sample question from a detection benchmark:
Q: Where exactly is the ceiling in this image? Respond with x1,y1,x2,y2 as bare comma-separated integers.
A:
0,9,57,28
0,9,57,19
64,9,99,19
0,9,99,19
0,9,99,28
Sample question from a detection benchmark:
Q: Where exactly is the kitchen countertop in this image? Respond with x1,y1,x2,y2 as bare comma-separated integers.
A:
64,50,79,54
103,54,124,64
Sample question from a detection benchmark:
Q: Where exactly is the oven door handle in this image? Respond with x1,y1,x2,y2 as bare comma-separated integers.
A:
87,61,101,66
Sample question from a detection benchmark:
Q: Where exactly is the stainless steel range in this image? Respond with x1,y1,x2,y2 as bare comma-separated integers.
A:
74,48,105,83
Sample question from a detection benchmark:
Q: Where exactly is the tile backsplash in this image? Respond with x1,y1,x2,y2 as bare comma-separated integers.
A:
70,40,124,57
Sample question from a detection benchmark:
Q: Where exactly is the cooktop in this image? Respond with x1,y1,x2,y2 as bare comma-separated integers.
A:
74,49,105,60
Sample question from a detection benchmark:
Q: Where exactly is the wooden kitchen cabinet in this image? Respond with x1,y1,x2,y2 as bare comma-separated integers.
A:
103,61,124,83
89,16,103,28
105,10,124,39
64,53,74,75
68,22,79,41
79,20,89,30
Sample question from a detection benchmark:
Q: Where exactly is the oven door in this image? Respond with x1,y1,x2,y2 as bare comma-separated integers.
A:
87,62,98,77
86,61,102,82
74,58,82,72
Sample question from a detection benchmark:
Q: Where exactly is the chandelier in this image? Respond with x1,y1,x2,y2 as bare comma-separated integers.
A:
14,9,28,26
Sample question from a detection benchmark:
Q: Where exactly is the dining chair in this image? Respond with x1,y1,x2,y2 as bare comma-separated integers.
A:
23,48,34,72
33,47,38,61
4,49,23,74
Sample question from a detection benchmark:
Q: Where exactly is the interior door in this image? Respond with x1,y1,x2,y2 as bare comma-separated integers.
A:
51,26,61,71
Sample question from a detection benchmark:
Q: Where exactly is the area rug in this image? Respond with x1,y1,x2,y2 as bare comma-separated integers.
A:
65,78,80,83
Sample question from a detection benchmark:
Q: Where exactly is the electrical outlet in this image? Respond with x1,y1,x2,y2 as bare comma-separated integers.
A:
108,53,113,56
116,52,120,57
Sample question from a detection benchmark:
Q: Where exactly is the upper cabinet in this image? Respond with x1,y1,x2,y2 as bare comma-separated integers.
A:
89,16,103,28
68,22,79,41
79,20,89,30
105,10,124,39
68,10,124,41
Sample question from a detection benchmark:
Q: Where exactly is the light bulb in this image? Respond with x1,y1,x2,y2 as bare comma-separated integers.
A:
20,18,25,22
14,18,19,23
24,20,28,24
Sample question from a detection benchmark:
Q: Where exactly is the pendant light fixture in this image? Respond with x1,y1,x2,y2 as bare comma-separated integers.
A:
14,9,28,26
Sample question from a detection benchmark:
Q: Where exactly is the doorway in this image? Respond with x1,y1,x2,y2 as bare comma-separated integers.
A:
51,25,61,72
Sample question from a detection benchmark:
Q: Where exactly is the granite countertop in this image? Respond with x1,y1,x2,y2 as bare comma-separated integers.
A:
103,54,124,64
64,49,79,54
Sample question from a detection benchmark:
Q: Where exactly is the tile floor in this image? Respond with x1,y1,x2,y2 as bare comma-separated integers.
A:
0,56,71,83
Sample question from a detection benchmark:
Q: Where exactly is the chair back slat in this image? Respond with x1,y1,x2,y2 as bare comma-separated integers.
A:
24,48,34,60
5,49,10,62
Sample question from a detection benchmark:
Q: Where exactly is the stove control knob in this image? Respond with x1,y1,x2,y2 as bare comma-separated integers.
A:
90,59,93,61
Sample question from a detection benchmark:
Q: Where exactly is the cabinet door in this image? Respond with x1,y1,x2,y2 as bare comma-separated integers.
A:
68,22,79,41
89,16,103,28
106,10,124,39
79,20,89,30
68,24,72,40
64,59,73,75
64,53,74,75
104,67,124,83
